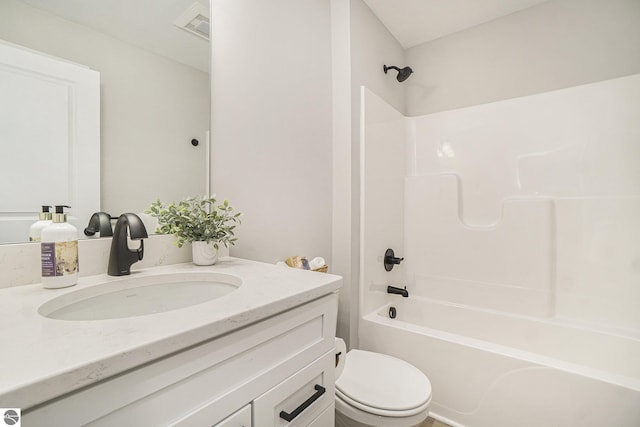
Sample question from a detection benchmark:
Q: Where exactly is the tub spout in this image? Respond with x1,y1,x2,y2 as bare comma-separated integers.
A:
387,285,409,297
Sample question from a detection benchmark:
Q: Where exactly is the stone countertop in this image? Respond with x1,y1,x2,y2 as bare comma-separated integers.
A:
0,257,341,409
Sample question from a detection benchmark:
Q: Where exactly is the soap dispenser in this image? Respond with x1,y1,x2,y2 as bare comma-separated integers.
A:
29,205,53,242
41,205,79,289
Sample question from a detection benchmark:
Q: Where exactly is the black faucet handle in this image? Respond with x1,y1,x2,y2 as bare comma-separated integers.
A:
136,240,145,261
84,211,114,237
108,213,148,276
384,248,404,271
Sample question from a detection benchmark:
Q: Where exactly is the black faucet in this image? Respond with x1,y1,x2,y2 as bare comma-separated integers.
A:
387,285,409,297
84,212,114,237
108,213,148,276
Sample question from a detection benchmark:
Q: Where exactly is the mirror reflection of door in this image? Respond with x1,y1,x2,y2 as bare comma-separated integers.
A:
0,41,100,243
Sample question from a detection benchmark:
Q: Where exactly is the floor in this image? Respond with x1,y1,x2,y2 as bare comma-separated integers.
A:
421,417,453,427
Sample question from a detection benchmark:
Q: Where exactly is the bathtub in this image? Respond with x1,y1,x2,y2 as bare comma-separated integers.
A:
359,298,640,427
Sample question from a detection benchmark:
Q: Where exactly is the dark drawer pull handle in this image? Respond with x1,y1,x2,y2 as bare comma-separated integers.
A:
279,384,326,422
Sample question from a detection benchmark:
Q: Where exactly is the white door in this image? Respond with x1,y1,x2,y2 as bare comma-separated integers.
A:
0,40,99,243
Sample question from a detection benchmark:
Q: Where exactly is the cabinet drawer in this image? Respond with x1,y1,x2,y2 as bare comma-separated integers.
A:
214,405,251,427
253,351,334,426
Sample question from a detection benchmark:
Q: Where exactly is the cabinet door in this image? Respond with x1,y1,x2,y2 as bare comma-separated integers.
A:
253,352,334,426
215,405,251,427
307,403,334,427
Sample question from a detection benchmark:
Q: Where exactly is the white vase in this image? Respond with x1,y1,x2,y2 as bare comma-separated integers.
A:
191,241,218,266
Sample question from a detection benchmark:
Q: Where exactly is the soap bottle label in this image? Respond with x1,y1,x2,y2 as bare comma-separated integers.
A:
41,241,79,277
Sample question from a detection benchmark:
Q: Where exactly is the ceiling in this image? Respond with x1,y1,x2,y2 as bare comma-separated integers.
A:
363,0,550,48
16,0,550,70
17,0,209,72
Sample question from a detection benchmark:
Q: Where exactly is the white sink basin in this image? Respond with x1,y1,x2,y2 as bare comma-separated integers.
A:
38,272,242,321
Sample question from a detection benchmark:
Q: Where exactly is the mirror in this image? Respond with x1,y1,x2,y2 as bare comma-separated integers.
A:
0,0,210,244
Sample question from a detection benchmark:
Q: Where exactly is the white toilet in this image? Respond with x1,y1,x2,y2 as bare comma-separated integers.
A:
334,347,432,427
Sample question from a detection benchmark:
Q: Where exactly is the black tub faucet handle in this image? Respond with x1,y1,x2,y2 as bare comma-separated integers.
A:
384,248,404,271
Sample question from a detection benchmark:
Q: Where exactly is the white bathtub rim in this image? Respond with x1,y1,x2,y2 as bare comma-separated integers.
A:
389,295,640,341
374,296,640,369
364,306,640,392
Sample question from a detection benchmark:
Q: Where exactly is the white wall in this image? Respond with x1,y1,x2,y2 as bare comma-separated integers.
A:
359,89,406,316
211,0,333,266
405,0,640,115
350,0,406,116
324,0,406,346
209,0,402,347
344,0,406,347
0,0,209,216
330,0,354,345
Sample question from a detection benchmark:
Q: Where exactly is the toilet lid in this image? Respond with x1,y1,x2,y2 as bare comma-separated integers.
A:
335,350,432,414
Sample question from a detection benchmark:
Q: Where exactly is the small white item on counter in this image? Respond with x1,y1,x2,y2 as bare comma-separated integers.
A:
309,257,326,271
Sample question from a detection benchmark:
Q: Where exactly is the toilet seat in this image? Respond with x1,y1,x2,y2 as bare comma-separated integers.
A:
335,350,432,417
336,388,431,417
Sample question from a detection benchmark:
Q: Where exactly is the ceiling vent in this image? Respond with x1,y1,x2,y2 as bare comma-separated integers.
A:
174,2,210,41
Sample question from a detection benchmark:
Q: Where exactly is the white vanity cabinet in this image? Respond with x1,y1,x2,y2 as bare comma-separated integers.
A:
23,293,338,427
214,405,251,426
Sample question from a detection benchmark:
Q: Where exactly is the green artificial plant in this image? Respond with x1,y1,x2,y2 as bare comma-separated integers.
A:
146,196,241,248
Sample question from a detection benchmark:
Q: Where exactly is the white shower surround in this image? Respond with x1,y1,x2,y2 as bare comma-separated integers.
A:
358,74,640,426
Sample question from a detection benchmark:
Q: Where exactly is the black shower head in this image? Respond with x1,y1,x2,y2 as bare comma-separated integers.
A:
383,64,413,82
